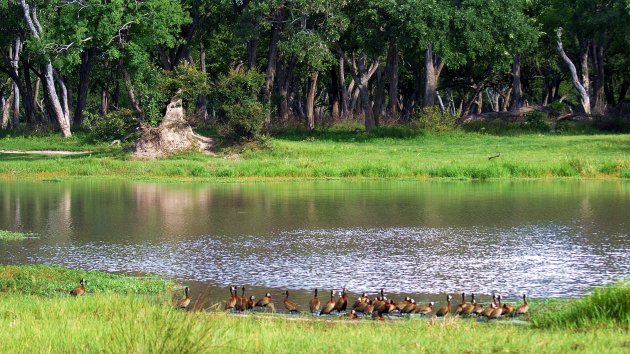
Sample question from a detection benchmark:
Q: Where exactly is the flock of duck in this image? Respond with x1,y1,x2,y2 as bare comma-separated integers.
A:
175,285,530,320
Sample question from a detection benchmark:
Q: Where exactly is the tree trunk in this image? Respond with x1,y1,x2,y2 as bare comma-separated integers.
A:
306,71,318,130
277,58,295,122
196,42,208,121
9,37,22,129
120,61,144,119
511,54,522,111
19,0,71,136
423,43,445,108
590,42,606,115
373,67,385,125
338,57,351,118
74,47,94,126
1,90,13,129
386,44,399,115
54,71,70,124
22,60,36,124
556,28,591,114
329,66,340,120
579,39,590,94
263,8,284,124
100,85,109,115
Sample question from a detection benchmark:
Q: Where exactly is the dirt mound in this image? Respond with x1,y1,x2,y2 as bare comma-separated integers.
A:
132,97,214,159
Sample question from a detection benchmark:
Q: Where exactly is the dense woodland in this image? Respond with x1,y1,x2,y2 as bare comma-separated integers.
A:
0,0,628,139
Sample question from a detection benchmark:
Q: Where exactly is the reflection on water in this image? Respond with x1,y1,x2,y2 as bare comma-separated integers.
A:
1,180,629,301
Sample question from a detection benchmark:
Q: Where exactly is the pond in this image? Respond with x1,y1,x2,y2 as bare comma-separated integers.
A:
1,179,629,309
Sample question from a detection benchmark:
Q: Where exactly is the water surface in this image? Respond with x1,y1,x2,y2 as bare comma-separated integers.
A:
1,180,629,307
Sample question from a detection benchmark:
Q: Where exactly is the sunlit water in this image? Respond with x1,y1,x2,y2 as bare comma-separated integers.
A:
1,180,629,307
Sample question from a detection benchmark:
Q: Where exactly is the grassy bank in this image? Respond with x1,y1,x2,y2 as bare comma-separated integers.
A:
1,265,629,353
0,128,629,181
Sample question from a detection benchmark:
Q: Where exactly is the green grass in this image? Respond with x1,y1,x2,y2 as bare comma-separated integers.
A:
0,230,26,240
0,265,173,296
1,265,630,352
0,127,629,180
533,280,630,329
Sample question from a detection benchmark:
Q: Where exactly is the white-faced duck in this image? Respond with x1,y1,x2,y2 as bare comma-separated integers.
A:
177,287,191,309
225,286,238,310
70,278,86,296
335,288,349,312
310,288,321,314
415,301,434,315
320,290,336,315
283,290,299,314
516,294,529,316
256,292,273,308
436,295,452,317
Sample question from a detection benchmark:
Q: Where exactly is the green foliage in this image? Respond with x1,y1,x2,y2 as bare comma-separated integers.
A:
84,109,138,142
158,65,209,107
533,280,630,329
210,69,266,140
412,107,458,132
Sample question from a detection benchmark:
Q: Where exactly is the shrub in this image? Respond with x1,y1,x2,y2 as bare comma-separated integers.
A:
84,109,138,142
210,69,266,140
411,106,457,131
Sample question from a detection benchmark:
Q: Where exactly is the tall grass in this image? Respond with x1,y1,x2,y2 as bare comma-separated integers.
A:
533,280,630,329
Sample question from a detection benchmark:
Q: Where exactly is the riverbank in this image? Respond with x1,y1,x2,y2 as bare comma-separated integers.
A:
0,128,629,181
0,265,628,353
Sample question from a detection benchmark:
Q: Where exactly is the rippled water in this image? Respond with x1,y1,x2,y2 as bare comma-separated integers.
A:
1,180,629,306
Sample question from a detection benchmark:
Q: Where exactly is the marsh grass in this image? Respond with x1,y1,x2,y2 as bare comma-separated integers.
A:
1,265,630,353
0,230,26,240
533,280,630,329
0,265,173,296
1,128,628,181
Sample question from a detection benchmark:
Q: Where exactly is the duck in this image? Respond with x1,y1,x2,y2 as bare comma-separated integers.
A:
373,289,386,312
348,309,359,319
335,288,348,312
472,294,484,315
382,299,397,315
70,278,86,296
255,292,273,309
225,286,238,310
310,288,321,314
415,301,434,315
516,294,529,316
320,290,336,315
238,286,247,311
352,292,368,310
397,296,411,312
436,295,452,317
356,298,372,313
490,295,505,319
454,292,467,316
460,293,476,316
176,286,191,309
480,302,497,318
401,299,417,314
363,300,375,315
283,290,299,314
246,295,255,310
371,309,384,321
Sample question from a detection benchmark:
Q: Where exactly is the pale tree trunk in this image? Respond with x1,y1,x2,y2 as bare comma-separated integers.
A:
54,71,70,124
10,37,22,129
579,39,590,94
590,42,606,114
511,54,522,111
386,44,399,115
338,57,351,118
423,43,444,107
556,28,591,114
196,42,208,121
19,0,71,136
1,90,13,129
306,71,318,130
373,67,385,125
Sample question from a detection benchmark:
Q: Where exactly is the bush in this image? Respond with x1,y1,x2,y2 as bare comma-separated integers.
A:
411,106,458,131
84,109,138,142
210,69,266,140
